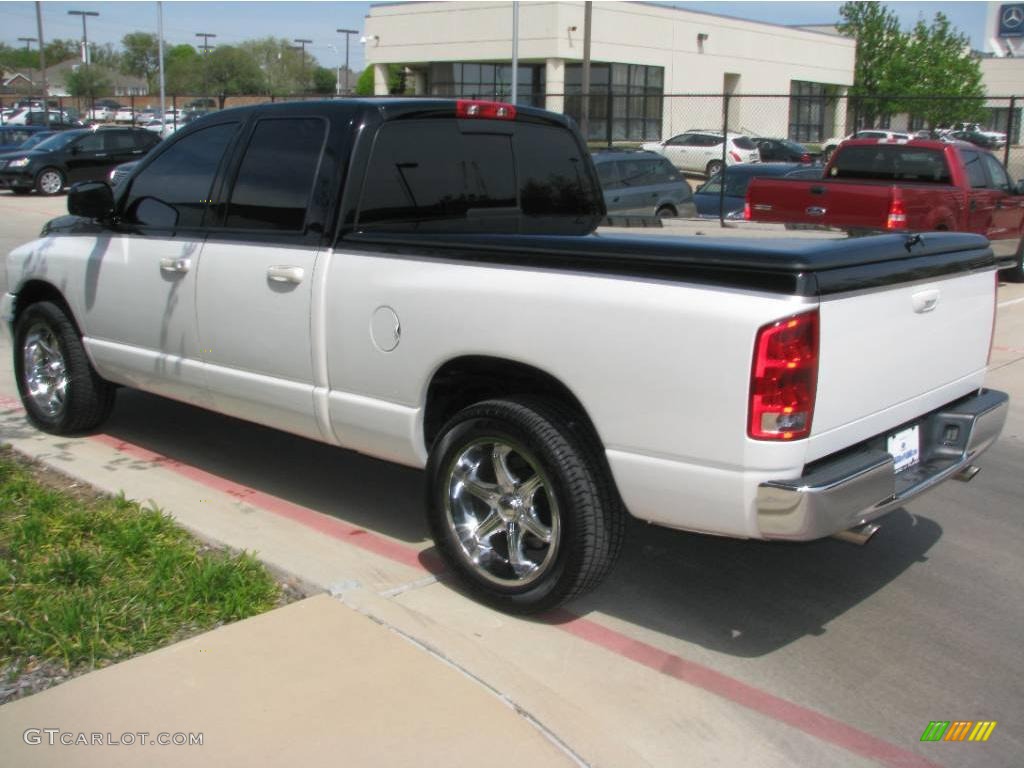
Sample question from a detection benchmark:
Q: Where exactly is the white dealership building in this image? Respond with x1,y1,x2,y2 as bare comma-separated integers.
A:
362,1,857,143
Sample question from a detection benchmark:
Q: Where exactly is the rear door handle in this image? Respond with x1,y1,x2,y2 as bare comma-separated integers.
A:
159,257,191,274
267,265,304,284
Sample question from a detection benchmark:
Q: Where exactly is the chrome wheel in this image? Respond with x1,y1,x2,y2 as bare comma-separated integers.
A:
21,322,68,418
444,439,560,587
38,170,63,195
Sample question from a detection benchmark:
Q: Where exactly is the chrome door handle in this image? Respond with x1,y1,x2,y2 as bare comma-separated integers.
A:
267,265,304,284
159,257,191,274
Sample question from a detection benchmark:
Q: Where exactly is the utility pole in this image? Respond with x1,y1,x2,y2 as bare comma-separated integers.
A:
336,28,357,95
67,10,99,65
195,32,216,102
581,1,592,142
293,38,312,95
18,38,37,115
511,1,519,104
157,1,166,125
35,1,48,125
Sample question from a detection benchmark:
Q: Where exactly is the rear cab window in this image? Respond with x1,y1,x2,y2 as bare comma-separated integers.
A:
829,146,951,183
357,116,601,234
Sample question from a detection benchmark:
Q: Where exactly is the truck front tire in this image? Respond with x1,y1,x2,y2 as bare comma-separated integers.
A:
14,301,115,434
426,398,625,613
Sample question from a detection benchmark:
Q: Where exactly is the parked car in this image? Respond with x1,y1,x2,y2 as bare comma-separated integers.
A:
641,130,760,177
942,123,1006,148
753,137,813,163
693,162,822,219
0,125,51,153
2,99,1008,612
0,127,161,195
87,100,124,122
948,129,1001,150
745,138,1024,281
821,129,911,162
114,107,137,123
5,109,78,127
592,149,696,218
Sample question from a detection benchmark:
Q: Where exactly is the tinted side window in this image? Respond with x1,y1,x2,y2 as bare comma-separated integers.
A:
596,161,621,189
732,137,756,150
960,150,987,188
76,133,104,152
359,120,516,230
104,131,135,151
980,153,1010,192
123,122,238,229
224,118,326,231
134,130,159,149
666,134,692,146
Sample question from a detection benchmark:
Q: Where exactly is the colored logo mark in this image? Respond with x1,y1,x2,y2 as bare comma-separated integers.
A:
920,721,997,742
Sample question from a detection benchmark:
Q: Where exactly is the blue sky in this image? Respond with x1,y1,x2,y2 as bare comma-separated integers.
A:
0,1,996,72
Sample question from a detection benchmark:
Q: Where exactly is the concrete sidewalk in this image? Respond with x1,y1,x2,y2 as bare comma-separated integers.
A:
0,594,575,768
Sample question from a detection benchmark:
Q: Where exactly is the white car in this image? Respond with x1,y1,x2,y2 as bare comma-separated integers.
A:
821,129,911,161
114,108,136,123
641,131,760,177
87,106,115,122
4,108,72,126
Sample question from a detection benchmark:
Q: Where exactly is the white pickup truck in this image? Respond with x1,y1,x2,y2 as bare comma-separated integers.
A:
3,99,1009,612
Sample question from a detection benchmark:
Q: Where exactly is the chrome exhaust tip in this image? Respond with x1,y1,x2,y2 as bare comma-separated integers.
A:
832,522,881,546
954,465,981,482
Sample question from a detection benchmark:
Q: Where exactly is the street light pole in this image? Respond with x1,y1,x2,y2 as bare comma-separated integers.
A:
336,29,358,96
35,1,48,126
67,10,98,65
293,38,312,95
195,32,217,103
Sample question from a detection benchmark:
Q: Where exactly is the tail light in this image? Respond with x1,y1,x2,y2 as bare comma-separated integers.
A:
800,153,811,164
743,201,751,220
886,195,907,229
729,150,742,162
749,310,819,441
456,100,517,120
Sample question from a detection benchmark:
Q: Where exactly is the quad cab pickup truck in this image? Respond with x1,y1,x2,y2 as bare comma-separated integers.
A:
3,100,1010,612
745,138,1024,282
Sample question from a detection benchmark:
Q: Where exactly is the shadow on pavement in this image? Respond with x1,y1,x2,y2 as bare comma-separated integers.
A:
567,508,940,657
87,388,942,657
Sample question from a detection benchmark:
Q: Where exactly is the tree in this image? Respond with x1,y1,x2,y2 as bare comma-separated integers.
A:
165,44,200,94
204,45,265,107
313,66,336,94
903,13,985,128
121,32,159,89
66,64,113,100
354,64,404,96
838,2,910,127
839,2,986,130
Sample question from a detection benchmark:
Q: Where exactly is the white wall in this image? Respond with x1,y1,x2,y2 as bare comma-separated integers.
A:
364,1,855,139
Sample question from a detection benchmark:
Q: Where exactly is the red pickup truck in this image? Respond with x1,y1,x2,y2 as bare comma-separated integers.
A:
745,139,1024,281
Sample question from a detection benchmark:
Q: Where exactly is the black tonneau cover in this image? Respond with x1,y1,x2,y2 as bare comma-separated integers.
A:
343,230,995,298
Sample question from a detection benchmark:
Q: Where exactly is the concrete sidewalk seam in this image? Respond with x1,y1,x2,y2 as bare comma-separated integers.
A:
378,575,440,598
334,592,591,768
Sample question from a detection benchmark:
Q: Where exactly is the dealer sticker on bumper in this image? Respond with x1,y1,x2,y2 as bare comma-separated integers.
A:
887,425,920,472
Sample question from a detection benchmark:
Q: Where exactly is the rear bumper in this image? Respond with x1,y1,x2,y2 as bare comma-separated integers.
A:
756,388,1008,540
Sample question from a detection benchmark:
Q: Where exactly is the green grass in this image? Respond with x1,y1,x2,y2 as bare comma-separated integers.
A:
0,450,281,676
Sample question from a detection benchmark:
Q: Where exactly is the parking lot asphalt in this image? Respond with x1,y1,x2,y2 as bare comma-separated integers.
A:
0,191,1022,767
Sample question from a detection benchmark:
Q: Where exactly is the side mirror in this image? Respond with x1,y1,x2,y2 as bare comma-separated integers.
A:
68,181,115,220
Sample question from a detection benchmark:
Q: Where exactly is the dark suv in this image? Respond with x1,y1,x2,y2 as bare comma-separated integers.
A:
592,150,695,218
0,127,160,195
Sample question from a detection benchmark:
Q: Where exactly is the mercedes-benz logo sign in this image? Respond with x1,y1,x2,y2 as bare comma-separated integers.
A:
1004,5,1024,30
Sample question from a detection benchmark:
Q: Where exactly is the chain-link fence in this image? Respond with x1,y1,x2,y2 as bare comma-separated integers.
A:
3,89,1021,177
551,92,1022,178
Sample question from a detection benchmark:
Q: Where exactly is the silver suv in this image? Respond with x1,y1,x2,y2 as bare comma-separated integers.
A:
592,150,696,218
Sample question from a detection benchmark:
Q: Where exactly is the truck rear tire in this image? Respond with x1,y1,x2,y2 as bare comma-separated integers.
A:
14,301,115,434
705,160,724,178
1002,241,1024,283
426,397,625,613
